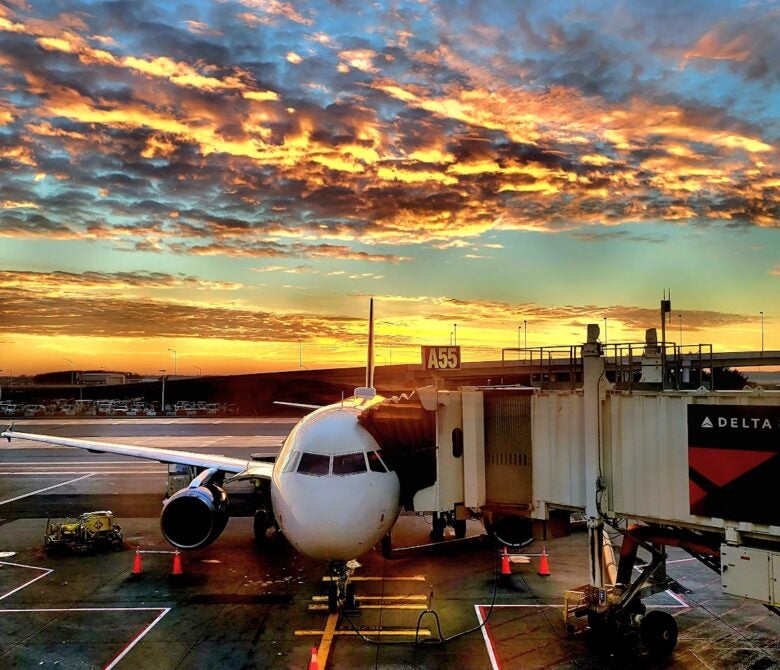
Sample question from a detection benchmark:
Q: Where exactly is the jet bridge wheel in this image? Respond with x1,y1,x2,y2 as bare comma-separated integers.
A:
453,519,467,539
640,610,678,658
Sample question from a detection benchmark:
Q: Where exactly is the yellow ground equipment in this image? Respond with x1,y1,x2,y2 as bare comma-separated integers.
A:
44,511,124,553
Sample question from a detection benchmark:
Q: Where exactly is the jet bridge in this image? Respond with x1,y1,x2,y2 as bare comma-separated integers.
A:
365,325,780,654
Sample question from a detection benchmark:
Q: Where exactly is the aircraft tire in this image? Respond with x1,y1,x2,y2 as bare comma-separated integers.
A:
640,610,678,657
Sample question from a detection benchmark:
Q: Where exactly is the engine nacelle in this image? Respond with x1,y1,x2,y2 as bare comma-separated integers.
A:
160,484,229,550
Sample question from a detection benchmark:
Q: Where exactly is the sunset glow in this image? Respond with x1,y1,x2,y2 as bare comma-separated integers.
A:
0,1,777,375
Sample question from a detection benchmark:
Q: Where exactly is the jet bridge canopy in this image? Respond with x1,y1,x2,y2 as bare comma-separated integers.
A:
358,394,436,509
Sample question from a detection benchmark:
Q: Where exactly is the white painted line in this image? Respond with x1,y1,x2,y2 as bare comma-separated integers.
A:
665,589,689,607
0,606,169,613
475,605,501,670
104,607,171,670
0,561,53,601
2,460,161,465
0,605,170,670
0,473,94,505
0,471,165,475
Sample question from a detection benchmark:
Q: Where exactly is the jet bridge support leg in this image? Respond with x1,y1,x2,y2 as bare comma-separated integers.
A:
572,326,693,658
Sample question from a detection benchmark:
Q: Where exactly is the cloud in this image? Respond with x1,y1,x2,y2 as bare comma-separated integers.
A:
684,16,780,83
0,270,243,294
0,0,776,265
568,230,667,244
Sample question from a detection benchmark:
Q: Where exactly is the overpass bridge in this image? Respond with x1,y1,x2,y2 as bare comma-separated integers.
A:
398,343,780,391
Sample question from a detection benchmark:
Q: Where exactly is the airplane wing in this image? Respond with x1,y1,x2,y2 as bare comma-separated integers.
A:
1,427,274,480
273,401,322,410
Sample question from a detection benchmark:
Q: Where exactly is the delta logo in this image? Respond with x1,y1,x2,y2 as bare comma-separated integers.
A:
700,415,775,430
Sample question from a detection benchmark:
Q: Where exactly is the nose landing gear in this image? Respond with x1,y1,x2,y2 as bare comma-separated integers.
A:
327,560,359,613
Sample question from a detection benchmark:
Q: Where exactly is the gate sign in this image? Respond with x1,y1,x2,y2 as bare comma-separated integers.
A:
421,346,461,371
687,404,780,526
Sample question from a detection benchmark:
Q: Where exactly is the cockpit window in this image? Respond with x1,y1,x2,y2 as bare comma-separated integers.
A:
297,452,331,476
282,450,301,473
332,452,367,476
367,450,388,473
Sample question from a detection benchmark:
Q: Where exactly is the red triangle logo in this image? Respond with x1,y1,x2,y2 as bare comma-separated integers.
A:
689,480,707,507
689,447,775,487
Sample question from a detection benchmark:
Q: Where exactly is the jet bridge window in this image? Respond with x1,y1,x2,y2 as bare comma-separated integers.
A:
332,452,367,476
297,452,331,476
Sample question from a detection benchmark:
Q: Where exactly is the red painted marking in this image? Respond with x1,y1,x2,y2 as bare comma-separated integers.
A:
688,447,774,486
689,480,707,507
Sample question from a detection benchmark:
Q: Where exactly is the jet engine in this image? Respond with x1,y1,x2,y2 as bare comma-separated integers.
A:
160,482,229,550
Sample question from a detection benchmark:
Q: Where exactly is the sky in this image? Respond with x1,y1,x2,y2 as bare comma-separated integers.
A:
0,0,778,376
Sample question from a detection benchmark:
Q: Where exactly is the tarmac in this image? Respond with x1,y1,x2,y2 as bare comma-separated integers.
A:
1,418,778,669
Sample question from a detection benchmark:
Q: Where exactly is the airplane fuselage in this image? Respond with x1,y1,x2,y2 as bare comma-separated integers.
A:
269,395,401,561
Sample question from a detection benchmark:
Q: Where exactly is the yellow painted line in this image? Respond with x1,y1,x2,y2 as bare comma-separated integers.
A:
296,629,431,637
317,612,338,670
311,595,427,602
309,604,427,611
321,575,426,582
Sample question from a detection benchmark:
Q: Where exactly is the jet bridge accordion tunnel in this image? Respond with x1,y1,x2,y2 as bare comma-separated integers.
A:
357,387,544,548
357,394,437,511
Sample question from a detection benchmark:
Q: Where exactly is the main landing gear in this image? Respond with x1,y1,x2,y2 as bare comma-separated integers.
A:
253,509,280,547
327,560,359,614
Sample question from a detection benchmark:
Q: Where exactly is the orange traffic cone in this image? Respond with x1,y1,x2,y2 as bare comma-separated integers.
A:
500,546,511,576
131,547,143,575
538,546,551,576
308,647,318,670
171,549,183,576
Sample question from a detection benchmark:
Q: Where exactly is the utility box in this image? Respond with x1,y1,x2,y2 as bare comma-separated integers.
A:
721,544,779,606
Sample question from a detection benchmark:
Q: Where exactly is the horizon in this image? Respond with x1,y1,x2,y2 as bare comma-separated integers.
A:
1,1,778,375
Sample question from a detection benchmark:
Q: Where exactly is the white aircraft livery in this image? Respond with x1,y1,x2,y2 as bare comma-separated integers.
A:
2,299,401,609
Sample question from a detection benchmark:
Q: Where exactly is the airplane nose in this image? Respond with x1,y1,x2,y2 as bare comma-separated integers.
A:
275,473,399,561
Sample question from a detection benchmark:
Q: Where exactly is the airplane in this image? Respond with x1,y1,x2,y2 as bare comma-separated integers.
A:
2,299,401,611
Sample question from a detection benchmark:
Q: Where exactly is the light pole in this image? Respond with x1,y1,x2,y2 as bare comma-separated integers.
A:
603,318,608,346
678,314,682,349
524,320,527,349
193,365,202,375
64,358,73,385
0,369,3,403
167,349,177,376
453,323,457,346
298,339,302,371
760,311,764,352
159,369,166,414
